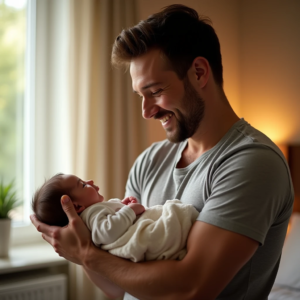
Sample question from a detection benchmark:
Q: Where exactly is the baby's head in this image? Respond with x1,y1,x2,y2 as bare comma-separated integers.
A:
32,173,104,226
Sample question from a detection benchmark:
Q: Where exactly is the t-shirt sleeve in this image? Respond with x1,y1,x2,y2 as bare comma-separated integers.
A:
198,146,293,245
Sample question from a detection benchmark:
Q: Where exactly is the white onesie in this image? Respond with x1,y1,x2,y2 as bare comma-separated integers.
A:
80,199,198,262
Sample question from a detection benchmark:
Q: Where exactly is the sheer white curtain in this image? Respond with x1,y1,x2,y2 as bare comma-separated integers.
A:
68,0,146,299
68,0,146,199
35,0,146,299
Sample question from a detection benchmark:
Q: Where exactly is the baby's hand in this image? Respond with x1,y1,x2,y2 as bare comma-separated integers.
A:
122,196,138,205
122,197,144,215
128,203,145,216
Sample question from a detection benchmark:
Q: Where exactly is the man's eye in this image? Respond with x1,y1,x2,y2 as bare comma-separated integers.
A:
152,89,162,96
82,182,86,188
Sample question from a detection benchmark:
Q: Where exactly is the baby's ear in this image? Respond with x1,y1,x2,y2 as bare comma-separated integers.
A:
73,203,85,214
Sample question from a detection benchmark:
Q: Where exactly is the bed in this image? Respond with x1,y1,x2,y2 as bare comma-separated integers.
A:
269,212,300,299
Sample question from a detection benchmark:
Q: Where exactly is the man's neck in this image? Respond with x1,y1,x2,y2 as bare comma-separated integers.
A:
177,104,239,169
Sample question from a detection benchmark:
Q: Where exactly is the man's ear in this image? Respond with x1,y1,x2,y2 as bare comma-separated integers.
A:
73,203,85,214
191,57,210,88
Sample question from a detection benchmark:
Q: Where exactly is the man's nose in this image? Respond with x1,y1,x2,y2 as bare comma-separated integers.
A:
142,97,159,119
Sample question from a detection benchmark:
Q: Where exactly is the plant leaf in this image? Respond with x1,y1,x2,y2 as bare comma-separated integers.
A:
0,179,22,218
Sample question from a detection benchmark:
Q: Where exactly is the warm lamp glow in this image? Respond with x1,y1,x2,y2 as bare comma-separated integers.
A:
245,120,289,159
286,220,292,235
243,95,300,146
254,122,290,145
277,145,288,160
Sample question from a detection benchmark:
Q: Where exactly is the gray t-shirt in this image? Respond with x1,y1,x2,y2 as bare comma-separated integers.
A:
124,119,294,300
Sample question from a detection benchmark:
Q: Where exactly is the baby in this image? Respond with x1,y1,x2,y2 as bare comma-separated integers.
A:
32,173,199,262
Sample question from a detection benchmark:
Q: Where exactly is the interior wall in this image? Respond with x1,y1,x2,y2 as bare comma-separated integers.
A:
240,0,300,145
136,0,241,146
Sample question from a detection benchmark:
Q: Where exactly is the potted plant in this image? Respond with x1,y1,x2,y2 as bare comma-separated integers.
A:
0,179,21,257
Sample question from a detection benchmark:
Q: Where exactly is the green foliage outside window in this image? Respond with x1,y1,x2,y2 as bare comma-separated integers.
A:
0,1,27,222
0,1,26,184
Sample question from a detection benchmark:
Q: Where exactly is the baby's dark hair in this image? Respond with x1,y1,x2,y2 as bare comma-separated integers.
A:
32,173,70,226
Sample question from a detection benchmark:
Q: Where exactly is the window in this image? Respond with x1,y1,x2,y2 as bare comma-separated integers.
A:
0,0,35,225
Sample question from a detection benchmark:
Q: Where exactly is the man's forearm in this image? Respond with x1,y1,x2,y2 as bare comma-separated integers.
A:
82,221,259,300
83,266,125,299
83,245,194,300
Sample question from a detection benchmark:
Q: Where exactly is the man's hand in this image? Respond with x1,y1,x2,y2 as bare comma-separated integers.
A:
30,195,93,265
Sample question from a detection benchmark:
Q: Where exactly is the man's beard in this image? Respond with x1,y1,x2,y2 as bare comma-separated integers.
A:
166,77,205,143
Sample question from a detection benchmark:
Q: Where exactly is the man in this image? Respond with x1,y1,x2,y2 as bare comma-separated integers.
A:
31,5,294,300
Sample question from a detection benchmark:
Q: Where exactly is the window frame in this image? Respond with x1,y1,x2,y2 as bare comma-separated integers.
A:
22,0,36,225
11,0,39,246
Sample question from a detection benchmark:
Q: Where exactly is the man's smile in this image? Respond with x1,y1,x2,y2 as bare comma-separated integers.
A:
160,113,174,125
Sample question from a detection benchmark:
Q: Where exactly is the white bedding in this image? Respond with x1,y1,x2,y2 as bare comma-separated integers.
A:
269,285,300,300
269,213,300,300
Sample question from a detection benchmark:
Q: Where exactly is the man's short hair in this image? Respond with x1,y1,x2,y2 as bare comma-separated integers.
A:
112,4,223,86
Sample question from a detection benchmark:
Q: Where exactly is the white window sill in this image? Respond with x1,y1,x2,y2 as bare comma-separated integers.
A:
0,241,67,275
11,222,45,247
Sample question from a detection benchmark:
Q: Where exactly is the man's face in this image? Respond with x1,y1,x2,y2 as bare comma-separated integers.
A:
171,77,205,142
130,48,205,143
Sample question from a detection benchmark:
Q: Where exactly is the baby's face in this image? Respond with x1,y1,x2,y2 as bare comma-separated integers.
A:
61,174,104,210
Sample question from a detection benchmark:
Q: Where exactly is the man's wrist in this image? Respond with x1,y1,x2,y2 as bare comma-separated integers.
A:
82,242,108,271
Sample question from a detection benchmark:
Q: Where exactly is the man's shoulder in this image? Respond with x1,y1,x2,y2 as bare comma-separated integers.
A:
222,119,286,160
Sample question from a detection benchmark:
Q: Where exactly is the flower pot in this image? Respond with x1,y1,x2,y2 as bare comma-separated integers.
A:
0,218,11,257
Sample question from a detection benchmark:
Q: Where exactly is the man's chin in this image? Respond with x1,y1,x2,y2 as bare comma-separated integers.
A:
165,131,186,144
